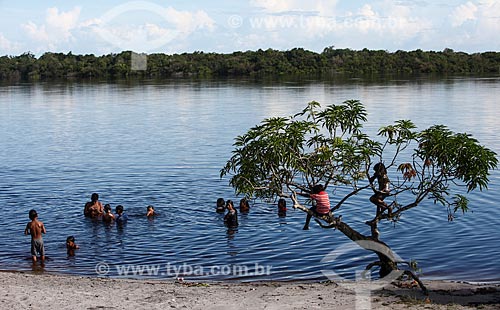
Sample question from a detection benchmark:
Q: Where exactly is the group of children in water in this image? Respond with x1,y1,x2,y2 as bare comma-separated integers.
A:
215,186,332,231
24,193,159,262
215,163,392,231
82,193,158,222
216,197,289,229
25,163,392,263
216,198,247,228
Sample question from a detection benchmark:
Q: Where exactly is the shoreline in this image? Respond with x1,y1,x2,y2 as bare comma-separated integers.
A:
1,270,499,309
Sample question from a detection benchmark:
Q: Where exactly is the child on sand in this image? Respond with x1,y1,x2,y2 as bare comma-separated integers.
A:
66,236,79,257
24,209,46,262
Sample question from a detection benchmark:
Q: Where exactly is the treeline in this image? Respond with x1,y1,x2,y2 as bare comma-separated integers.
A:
1,47,499,81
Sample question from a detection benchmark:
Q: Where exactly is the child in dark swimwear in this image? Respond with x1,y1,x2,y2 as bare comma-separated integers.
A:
278,198,287,216
216,198,226,213
24,209,46,262
239,198,250,213
224,200,238,228
66,236,79,257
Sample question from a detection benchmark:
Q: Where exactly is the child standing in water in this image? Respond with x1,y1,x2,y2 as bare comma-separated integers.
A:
278,198,287,217
239,198,250,213
224,200,238,228
66,236,79,257
115,205,128,223
102,204,115,223
216,198,226,213
24,209,46,262
84,193,103,218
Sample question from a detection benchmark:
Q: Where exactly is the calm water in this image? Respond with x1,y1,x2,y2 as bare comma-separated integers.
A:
0,76,499,283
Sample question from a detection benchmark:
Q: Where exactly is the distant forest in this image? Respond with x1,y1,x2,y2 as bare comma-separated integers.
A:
1,47,499,81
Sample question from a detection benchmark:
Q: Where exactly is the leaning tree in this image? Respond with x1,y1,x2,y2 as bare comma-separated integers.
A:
220,100,497,293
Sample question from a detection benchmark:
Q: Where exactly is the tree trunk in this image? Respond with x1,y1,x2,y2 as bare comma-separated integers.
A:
290,194,428,295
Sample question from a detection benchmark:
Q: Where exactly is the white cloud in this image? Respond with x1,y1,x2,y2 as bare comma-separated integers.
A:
22,21,50,43
250,0,339,15
439,0,500,51
163,7,215,33
450,2,478,27
358,4,376,18
477,0,500,29
468,0,500,49
0,34,10,49
243,0,432,50
250,0,295,13
79,18,101,28
6,1,497,55
315,2,429,44
0,33,21,53
21,7,81,51
46,7,81,37
85,5,215,53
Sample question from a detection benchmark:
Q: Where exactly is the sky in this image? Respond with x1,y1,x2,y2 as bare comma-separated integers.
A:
0,0,499,56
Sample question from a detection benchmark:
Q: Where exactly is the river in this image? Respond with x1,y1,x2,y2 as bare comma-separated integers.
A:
0,75,499,282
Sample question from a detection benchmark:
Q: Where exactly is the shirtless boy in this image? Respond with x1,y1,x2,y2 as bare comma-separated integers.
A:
24,209,46,262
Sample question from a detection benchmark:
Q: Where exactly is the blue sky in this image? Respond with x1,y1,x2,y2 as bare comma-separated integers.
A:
1,0,499,56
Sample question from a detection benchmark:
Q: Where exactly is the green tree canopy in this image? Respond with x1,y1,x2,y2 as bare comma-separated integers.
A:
221,100,497,293
1,48,500,81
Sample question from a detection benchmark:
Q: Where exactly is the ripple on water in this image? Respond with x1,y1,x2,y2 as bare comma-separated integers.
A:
1,78,500,283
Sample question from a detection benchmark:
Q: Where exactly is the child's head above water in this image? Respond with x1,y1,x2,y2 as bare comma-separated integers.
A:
146,205,157,216
104,204,111,213
225,200,234,210
66,236,75,243
115,205,124,214
278,198,287,210
217,198,225,208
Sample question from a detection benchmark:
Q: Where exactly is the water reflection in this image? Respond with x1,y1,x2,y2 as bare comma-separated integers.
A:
31,261,46,273
0,77,499,282
226,228,238,242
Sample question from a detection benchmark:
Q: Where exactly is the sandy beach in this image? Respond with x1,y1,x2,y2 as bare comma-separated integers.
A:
1,271,499,309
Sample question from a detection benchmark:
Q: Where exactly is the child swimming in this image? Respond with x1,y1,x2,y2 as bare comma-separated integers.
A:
146,205,158,217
